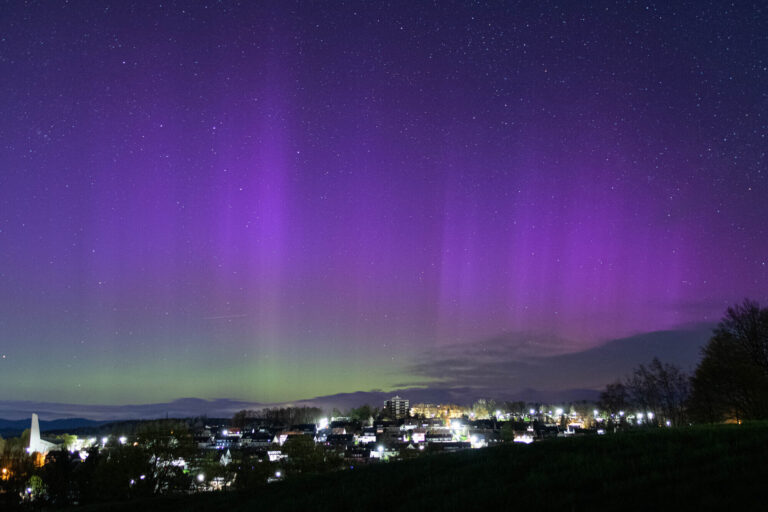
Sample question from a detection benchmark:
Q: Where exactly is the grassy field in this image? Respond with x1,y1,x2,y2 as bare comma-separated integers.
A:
76,422,768,511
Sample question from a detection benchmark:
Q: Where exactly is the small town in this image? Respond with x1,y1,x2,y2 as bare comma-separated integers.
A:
0,393,677,507
2,0,767,509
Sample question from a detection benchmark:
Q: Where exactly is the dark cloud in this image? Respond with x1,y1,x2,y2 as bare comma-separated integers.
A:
403,325,714,396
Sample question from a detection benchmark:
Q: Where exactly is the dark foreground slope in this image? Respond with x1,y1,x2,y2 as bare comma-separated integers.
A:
78,423,768,511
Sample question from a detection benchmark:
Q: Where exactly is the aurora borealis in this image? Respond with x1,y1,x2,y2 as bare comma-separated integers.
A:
1,1,766,407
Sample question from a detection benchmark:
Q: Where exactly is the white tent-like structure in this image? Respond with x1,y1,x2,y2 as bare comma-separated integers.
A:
27,413,58,455
220,448,232,466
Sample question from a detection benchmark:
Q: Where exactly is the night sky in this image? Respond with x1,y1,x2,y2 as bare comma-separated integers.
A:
1,1,766,406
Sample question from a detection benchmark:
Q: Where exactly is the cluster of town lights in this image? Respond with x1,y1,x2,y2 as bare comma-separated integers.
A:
12,403,682,494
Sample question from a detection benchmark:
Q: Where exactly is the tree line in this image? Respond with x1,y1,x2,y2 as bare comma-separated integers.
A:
600,299,768,425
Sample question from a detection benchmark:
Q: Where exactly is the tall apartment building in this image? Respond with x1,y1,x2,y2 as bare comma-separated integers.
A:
384,396,410,419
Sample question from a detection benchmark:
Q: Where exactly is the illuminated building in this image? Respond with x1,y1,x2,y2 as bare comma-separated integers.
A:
27,413,57,456
410,403,465,419
384,396,410,419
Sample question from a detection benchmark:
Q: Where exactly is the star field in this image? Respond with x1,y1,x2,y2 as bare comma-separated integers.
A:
0,1,766,403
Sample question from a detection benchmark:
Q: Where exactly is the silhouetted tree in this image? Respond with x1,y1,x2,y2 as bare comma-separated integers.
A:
233,455,273,491
598,381,628,416
53,434,78,451
625,358,689,426
135,420,195,494
0,434,35,509
500,422,517,442
504,401,526,418
257,406,323,425
689,300,768,422
471,399,491,419
26,474,47,502
348,405,377,424
282,435,340,475
86,444,153,503
41,450,76,506
231,410,247,429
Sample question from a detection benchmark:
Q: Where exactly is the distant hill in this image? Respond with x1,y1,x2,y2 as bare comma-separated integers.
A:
0,398,263,422
0,418,110,438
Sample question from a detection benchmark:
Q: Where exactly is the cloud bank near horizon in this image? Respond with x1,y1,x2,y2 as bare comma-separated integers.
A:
0,325,713,421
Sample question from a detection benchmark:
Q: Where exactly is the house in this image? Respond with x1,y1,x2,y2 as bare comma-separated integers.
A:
430,441,471,452
290,424,317,436
425,429,453,443
276,431,306,446
345,446,371,461
326,433,354,448
357,427,377,445
409,428,427,443
194,434,214,449
241,431,273,448
214,434,239,450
